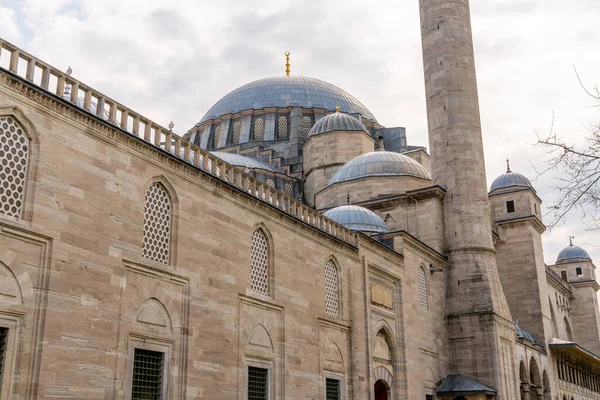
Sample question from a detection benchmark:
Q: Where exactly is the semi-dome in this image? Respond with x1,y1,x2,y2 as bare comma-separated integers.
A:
490,162,533,192
329,151,431,185
198,76,376,125
210,151,277,173
557,244,591,262
323,205,389,233
308,111,368,136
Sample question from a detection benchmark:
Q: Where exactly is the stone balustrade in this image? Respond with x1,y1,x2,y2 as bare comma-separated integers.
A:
0,38,358,247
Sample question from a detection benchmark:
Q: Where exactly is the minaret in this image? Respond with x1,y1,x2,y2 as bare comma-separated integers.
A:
419,0,516,395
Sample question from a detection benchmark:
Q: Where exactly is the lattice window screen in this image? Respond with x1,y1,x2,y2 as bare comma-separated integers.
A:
325,260,339,317
254,117,265,141
277,116,288,139
250,229,269,295
0,327,8,389
248,366,268,400
142,183,172,264
213,123,222,148
0,117,29,219
418,267,428,310
132,348,164,400
284,182,293,196
302,115,313,140
326,378,341,400
232,120,242,144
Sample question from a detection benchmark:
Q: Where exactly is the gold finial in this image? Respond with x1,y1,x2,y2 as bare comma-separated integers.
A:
335,104,340,112
285,51,290,76
506,158,511,173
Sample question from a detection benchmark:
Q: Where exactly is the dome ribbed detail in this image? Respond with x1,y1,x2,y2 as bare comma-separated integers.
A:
490,171,533,192
308,112,368,136
323,205,389,233
210,151,277,172
198,76,376,125
329,151,431,185
557,245,591,262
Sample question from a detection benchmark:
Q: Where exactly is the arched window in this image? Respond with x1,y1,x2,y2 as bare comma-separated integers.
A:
253,117,265,141
324,260,339,317
301,115,313,140
418,266,428,310
277,115,288,139
212,123,222,148
0,116,29,219
232,120,242,144
250,229,269,295
142,183,172,263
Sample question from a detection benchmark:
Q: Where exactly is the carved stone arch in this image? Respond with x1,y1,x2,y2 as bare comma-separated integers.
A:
0,106,41,222
374,366,394,398
128,279,182,330
542,369,551,400
0,261,23,305
529,356,541,387
248,323,274,351
326,342,344,365
418,263,429,310
519,359,528,382
373,320,398,367
134,297,173,335
0,249,35,307
424,366,436,383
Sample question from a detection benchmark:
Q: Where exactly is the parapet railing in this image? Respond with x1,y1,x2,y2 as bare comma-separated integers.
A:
0,38,359,247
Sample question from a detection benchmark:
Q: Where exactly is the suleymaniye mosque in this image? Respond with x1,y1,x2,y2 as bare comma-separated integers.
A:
0,0,599,399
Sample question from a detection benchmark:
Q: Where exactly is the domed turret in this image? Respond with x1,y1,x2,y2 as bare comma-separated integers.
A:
329,151,431,185
489,160,533,193
308,111,368,136
323,205,389,233
557,240,591,263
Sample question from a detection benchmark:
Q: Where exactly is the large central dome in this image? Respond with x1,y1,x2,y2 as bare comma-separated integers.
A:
198,76,377,125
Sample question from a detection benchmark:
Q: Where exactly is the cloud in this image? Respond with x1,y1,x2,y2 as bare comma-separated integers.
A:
3,0,600,264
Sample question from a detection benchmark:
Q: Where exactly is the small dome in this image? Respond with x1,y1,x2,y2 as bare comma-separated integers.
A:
557,244,591,262
308,112,368,136
210,151,277,173
515,322,537,344
329,151,431,185
490,162,533,192
323,205,389,233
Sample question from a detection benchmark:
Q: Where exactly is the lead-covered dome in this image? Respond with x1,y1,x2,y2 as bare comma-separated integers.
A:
490,163,533,192
323,205,389,233
329,151,431,185
557,244,591,262
308,111,368,136
198,76,376,125
210,151,277,172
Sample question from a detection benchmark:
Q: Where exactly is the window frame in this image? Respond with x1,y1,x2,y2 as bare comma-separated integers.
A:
244,358,273,400
0,314,21,399
418,265,429,311
324,371,344,400
125,336,171,400
506,200,515,213
576,267,583,276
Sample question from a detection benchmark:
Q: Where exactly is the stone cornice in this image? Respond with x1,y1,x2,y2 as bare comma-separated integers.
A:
495,214,546,234
352,185,446,211
0,71,359,255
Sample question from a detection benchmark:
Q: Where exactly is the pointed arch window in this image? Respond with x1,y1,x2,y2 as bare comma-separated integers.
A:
418,266,428,310
142,183,172,264
324,260,339,317
0,116,29,219
250,229,270,295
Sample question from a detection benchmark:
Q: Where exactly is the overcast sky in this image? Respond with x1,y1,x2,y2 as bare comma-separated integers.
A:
1,0,598,265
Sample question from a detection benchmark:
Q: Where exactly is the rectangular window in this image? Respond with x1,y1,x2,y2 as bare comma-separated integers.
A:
506,200,515,213
132,348,164,400
0,327,7,389
576,267,582,276
561,271,568,281
326,378,341,400
248,366,269,400
426,395,435,400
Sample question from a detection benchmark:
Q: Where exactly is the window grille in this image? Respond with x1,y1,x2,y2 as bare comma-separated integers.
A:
250,229,269,295
0,117,29,219
0,327,8,388
284,182,293,196
254,117,265,141
277,116,288,139
213,123,222,148
266,179,275,188
232,120,242,144
418,267,428,310
326,378,340,400
132,348,164,400
325,260,339,317
302,115,313,140
248,366,268,400
142,183,172,264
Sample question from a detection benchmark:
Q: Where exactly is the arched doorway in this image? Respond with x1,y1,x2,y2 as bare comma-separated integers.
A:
374,379,389,400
